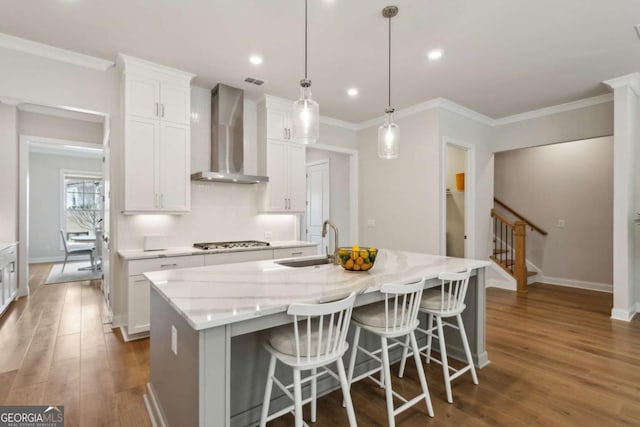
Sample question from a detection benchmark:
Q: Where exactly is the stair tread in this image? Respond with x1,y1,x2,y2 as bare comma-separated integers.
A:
527,271,537,277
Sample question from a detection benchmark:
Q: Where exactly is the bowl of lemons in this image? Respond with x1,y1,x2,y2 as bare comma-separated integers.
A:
337,245,377,271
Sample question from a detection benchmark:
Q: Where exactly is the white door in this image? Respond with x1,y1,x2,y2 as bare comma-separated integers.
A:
101,116,112,318
287,144,307,212
266,109,290,141
159,122,190,211
161,83,191,125
266,140,288,211
126,75,160,120
124,116,159,211
306,160,330,255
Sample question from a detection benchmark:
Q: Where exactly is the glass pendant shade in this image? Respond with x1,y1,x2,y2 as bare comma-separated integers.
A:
292,85,319,144
378,112,399,159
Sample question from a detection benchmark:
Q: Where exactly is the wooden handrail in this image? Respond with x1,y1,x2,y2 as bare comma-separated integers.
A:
490,209,515,229
493,198,548,236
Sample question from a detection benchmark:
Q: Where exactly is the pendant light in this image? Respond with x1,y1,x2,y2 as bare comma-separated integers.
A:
292,0,319,144
378,5,399,159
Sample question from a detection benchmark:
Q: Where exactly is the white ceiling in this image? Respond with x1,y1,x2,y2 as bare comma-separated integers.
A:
1,0,639,122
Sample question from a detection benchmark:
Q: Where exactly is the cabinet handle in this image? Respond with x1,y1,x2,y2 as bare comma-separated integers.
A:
287,128,291,139
0,268,3,283
9,262,15,273
160,194,164,208
160,263,178,268
291,251,303,256
161,104,165,118
155,102,159,117
155,193,159,208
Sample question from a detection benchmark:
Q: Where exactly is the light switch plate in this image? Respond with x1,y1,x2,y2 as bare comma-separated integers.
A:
557,219,565,228
171,325,178,355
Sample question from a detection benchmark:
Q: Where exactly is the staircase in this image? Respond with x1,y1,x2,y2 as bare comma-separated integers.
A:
491,198,547,293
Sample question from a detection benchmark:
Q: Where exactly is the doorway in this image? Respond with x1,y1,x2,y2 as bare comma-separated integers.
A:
305,160,330,255
17,103,111,316
441,138,475,258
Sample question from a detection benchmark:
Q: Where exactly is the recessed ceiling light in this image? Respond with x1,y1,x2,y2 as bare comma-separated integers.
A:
347,88,359,97
249,55,263,65
427,49,444,61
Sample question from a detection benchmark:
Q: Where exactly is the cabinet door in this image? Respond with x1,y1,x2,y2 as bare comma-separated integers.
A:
124,117,159,211
126,75,160,120
159,122,190,211
265,140,288,211
128,276,151,335
287,143,307,212
7,260,16,301
161,83,191,125
266,109,289,141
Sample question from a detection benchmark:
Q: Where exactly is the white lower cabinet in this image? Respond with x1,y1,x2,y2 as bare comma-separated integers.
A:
121,245,317,339
0,244,18,317
124,255,204,337
273,246,317,259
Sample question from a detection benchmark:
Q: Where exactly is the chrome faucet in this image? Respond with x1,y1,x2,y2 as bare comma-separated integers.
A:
322,220,340,265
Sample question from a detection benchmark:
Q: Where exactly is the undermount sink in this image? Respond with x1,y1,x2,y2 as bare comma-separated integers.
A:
275,257,331,268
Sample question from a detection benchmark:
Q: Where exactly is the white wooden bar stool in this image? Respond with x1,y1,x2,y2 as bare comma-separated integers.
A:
346,279,434,427
398,269,478,404
260,292,358,427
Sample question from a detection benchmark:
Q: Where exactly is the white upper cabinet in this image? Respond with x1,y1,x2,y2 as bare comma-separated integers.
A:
119,54,194,213
257,96,307,213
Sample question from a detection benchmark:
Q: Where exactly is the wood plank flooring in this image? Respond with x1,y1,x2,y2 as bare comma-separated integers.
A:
1,267,638,426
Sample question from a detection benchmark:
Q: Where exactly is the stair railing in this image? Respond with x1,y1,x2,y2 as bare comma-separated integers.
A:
491,209,528,293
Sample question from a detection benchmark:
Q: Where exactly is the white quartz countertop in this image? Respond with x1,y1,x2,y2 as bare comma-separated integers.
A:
0,242,18,252
145,250,490,331
118,240,317,260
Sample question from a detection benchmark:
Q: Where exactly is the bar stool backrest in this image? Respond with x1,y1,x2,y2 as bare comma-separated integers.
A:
287,292,357,364
379,278,425,334
436,269,472,314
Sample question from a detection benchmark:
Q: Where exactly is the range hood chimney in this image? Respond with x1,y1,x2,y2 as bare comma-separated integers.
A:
191,83,269,184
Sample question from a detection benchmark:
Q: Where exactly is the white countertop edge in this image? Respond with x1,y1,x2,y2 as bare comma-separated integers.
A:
0,242,18,252
118,240,317,260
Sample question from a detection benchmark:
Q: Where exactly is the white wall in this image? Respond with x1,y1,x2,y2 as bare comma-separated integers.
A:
494,137,613,289
358,109,440,253
306,148,351,247
29,152,102,261
0,104,18,242
19,111,103,143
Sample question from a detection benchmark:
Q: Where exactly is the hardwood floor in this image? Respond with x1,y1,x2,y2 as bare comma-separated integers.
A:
1,270,639,426
0,263,149,427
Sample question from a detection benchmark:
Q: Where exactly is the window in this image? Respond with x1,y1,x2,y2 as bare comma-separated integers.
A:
63,173,103,239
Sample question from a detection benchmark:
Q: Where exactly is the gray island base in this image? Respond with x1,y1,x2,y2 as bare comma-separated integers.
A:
142,250,490,427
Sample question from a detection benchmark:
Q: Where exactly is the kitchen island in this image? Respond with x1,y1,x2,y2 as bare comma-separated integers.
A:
143,250,490,427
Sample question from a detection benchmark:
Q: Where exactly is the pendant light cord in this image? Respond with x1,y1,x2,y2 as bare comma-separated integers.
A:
388,15,391,109
305,0,308,80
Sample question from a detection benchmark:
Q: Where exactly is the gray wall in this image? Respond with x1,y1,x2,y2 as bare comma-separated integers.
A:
494,136,613,288
29,152,102,262
19,111,103,143
0,104,18,242
493,102,614,152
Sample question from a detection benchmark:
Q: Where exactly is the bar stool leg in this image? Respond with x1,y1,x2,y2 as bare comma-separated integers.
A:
311,367,318,422
457,313,478,384
336,358,358,426
426,313,434,364
409,331,434,417
436,316,453,403
397,335,410,378
347,326,361,388
293,368,303,427
380,337,396,427
259,354,277,427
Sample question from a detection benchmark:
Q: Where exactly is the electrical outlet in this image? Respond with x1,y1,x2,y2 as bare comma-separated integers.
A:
367,219,376,228
171,325,178,355
557,219,565,229
264,230,273,240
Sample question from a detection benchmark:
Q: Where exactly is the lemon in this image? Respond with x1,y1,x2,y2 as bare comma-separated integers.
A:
359,250,369,259
351,245,360,252
355,257,364,265
362,263,372,271
338,247,349,254
369,247,377,253
353,263,361,271
345,258,354,269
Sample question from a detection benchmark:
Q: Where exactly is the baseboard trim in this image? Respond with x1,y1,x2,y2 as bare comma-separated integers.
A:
486,279,516,291
144,382,167,427
539,275,612,293
29,256,65,263
119,326,149,342
611,307,638,322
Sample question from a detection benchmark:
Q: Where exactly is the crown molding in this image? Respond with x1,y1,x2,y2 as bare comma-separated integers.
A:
356,98,493,130
492,93,614,126
0,33,114,71
319,115,358,131
117,54,195,80
603,73,640,95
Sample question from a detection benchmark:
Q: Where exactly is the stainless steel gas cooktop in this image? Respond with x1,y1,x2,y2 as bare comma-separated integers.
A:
193,240,270,250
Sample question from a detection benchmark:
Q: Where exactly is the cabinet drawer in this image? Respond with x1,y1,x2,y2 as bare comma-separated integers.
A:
273,246,317,259
204,249,273,266
128,255,204,276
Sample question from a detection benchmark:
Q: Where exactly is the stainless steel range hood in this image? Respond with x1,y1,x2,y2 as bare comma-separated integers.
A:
191,84,269,184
